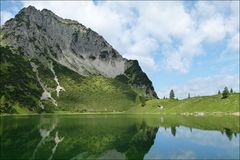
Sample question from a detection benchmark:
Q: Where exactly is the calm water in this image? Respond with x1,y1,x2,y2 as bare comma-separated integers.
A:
0,115,239,159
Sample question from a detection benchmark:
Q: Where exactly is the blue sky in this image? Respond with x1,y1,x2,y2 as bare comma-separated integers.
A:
1,1,239,98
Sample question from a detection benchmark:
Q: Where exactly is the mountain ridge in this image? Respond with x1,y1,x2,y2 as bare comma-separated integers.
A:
0,6,157,113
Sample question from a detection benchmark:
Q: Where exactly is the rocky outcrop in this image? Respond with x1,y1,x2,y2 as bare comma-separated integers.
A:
1,5,157,98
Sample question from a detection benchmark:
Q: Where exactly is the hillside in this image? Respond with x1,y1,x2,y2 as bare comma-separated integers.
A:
0,46,148,114
0,6,157,114
128,93,240,115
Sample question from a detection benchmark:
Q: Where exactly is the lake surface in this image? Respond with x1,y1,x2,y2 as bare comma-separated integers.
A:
0,115,239,159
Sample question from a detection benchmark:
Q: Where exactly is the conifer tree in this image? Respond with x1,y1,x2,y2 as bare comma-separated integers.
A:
169,90,175,99
222,87,230,99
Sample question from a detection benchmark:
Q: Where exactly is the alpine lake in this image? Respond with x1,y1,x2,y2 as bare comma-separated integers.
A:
1,114,239,160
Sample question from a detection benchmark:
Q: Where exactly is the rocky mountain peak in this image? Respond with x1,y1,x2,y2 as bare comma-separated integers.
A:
1,5,158,98
19,6,59,20
20,5,38,13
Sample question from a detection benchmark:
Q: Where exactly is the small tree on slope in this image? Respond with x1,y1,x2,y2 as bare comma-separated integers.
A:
169,90,175,100
222,87,230,99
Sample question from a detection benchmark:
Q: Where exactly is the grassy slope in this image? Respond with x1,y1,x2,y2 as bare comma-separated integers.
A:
0,45,145,114
128,93,240,114
0,46,43,113
42,60,144,112
56,75,141,112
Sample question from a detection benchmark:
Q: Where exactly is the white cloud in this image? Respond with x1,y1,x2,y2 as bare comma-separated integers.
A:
165,1,239,73
199,16,226,43
157,74,239,99
123,37,159,70
0,11,14,25
227,32,240,53
225,1,239,36
164,53,190,74
191,1,217,19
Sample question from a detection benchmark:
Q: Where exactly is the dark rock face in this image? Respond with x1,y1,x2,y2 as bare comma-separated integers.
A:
1,5,157,98
124,60,158,98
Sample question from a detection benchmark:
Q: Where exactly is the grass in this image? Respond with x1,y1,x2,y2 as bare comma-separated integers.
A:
51,62,145,112
127,93,240,114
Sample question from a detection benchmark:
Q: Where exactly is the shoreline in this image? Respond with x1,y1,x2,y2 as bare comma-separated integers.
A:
1,111,239,117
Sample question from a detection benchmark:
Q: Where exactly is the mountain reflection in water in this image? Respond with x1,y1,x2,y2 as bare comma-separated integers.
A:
1,115,239,159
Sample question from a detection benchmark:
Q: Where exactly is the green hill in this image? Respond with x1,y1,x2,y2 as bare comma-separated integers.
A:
0,46,147,114
128,93,240,115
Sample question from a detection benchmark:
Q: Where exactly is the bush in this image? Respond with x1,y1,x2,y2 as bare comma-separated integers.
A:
0,96,16,113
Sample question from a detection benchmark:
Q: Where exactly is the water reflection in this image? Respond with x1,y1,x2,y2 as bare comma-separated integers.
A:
31,118,56,160
1,115,239,160
48,131,64,160
29,116,64,160
171,126,177,136
145,126,239,159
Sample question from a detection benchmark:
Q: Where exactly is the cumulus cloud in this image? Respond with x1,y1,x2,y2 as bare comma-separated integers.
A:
0,11,14,25
157,74,239,99
227,32,240,53
163,1,239,73
199,16,226,42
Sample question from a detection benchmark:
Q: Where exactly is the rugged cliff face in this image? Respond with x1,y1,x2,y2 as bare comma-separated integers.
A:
0,6,157,113
1,6,126,77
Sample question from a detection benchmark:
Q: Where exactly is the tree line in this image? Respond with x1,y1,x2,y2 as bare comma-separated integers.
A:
163,87,235,100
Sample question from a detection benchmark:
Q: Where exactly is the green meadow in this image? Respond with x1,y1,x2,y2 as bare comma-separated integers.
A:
128,93,240,114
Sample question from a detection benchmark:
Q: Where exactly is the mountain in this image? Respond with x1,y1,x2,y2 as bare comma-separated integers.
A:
0,6,158,114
